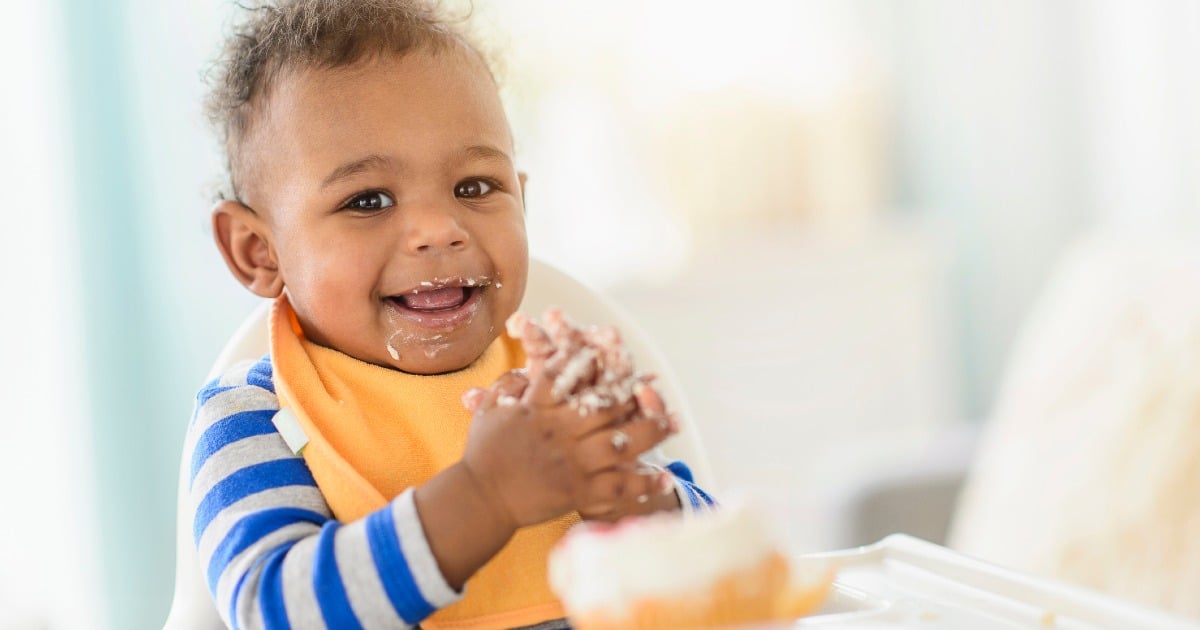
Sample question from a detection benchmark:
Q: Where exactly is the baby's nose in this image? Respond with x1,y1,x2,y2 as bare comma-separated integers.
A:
405,206,469,254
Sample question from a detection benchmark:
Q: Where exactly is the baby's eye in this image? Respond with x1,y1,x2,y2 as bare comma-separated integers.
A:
343,191,395,211
455,179,494,199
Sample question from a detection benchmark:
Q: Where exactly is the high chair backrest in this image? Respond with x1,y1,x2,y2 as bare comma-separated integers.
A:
164,258,713,630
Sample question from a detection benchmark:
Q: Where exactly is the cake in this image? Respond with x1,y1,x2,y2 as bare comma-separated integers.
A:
548,504,833,629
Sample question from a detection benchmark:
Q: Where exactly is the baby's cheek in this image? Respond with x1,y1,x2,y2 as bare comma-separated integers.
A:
482,281,515,329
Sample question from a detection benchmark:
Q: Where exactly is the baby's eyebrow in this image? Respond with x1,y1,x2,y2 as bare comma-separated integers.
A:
459,144,512,166
321,154,396,189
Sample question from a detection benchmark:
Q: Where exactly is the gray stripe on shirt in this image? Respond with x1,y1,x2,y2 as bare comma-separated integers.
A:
394,488,463,609
336,517,409,628
281,535,325,629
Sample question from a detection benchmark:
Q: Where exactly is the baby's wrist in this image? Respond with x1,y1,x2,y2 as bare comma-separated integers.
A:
453,460,520,535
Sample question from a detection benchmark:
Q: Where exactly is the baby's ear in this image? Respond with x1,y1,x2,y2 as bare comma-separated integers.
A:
211,200,284,298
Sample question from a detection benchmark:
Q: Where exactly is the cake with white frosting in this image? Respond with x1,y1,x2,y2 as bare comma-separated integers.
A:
548,504,832,629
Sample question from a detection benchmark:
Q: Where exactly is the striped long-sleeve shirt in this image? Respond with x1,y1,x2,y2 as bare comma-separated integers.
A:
186,355,716,629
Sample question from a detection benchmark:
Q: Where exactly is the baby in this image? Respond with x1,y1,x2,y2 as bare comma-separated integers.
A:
187,1,714,629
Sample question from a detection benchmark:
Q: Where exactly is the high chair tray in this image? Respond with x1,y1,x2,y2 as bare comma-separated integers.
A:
788,534,1199,629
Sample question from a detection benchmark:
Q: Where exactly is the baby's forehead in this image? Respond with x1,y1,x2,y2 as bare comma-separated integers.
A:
237,47,511,203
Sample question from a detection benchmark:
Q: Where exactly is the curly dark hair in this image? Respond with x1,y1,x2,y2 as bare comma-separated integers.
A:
205,0,487,200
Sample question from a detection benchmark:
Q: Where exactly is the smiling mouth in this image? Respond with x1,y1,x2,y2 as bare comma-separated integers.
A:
396,286,476,311
386,279,488,329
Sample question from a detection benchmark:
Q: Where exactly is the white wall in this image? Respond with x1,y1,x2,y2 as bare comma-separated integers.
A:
1078,0,1200,229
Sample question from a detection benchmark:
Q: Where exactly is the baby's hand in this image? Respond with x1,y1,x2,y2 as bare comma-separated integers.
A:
503,309,682,520
459,363,673,529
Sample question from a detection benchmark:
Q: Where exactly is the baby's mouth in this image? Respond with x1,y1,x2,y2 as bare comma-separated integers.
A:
385,277,490,329
397,286,474,312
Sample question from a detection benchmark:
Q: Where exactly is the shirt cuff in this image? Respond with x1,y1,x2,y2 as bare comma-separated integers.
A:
672,476,708,518
393,487,465,608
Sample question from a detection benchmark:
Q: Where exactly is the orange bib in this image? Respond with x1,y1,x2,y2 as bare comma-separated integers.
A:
269,296,578,629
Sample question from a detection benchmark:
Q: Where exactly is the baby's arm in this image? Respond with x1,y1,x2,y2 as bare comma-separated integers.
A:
188,358,459,629
188,326,706,628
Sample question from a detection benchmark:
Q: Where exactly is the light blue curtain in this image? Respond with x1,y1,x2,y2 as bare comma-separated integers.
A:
57,1,258,627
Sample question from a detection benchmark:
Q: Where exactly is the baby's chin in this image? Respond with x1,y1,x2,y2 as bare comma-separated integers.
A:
383,336,492,375
391,357,474,376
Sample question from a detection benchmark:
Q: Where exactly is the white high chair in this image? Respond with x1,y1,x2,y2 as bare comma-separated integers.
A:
164,258,714,629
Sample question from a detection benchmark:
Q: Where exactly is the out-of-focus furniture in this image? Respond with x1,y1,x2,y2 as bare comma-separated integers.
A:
838,422,979,548
948,231,1200,619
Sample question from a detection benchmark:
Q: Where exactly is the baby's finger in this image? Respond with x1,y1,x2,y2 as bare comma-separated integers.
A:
583,376,638,409
579,467,673,516
550,347,599,400
523,351,566,407
525,344,598,408
633,379,667,417
466,384,504,415
627,467,676,505
585,325,633,382
567,395,638,438
544,314,590,379
509,312,556,361
622,467,675,507
542,307,584,350
463,368,529,411
577,469,628,515
572,423,651,474
516,319,557,405
492,369,530,405
583,323,621,351
574,415,673,471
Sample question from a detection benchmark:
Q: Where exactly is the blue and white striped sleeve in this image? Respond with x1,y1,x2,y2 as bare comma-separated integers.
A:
665,460,718,516
638,447,717,516
186,356,461,629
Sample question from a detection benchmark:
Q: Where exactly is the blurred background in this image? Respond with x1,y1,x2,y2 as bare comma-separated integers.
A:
2,0,1198,628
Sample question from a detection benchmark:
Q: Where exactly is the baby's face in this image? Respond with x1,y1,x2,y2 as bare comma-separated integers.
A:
240,48,528,374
